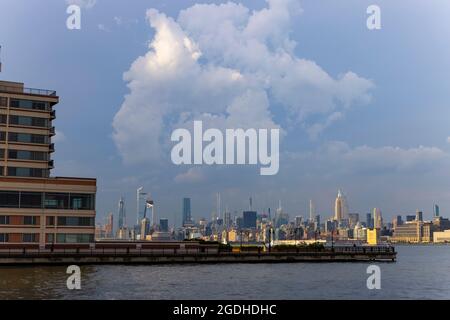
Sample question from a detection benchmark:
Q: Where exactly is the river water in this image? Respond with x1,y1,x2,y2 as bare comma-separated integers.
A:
0,245,449,299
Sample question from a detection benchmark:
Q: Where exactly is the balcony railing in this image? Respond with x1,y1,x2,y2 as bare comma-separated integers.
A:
0,85,57,97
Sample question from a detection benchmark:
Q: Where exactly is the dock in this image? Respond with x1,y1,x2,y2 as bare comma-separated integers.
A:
0,242,396,265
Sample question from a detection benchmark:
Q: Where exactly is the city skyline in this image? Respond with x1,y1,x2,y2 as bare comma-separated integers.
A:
1,0,450,225
103,189,443,230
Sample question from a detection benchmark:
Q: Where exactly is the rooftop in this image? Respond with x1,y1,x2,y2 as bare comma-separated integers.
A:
0,80,57,97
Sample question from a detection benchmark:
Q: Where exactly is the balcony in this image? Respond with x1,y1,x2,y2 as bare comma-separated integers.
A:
49,143,55,153
49,126,56,136
0,84,57,97
48,160,54,169
50,110,56,120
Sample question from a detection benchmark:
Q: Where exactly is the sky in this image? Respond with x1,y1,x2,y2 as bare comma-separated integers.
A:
1,0,450,227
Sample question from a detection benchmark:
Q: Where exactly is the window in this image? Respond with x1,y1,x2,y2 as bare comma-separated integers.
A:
22,233,39,243
0,216,10,225
0,191,94,210
57,216,94,227
23,216,39,225
0,191,19,208
9,115,49,128
0,234,8,243
20,192,43,208
70,194,95,210
0,149,4,159
0,114,6,124
46,233,54,243
8,150,48,161
8,132,48,144
56,233,94,244
0,97,6,107
0,132,5,141
9,99,49,111
46,216,55,226
7,167,49,178
44,193,69,209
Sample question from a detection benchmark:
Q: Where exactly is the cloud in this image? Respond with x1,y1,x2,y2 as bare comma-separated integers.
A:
309,141,450,174
447,137,450,143
112,0,374,165
174,167,206,184
66,0,96,9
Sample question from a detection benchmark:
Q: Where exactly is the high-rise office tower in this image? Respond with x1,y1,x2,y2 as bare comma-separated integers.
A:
136,187,147,225
105,213,114,238
373,208,383,229
434,204,440,218
295,216,303,227
314,214,321,232
243,211,257,229
334,190,347,222
348,213,360,229
0,79,96,248
415,210,423,222
224,211,232,229
140,217,150,239
182,197,191,226
118,197,126,230
309,200,315,223
366,212,373,229
159,218,169,232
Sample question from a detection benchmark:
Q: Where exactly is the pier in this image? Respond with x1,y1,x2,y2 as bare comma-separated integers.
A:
0,241,396,265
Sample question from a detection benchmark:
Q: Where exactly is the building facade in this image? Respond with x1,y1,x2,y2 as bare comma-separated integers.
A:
0,80,96,248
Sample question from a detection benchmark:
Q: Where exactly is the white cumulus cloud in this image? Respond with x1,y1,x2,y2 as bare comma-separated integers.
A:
113,0,374,165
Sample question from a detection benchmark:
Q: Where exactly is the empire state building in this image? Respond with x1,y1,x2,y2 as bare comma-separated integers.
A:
334,189,348,222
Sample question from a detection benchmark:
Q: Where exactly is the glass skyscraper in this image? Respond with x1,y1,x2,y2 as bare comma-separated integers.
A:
182,198,191,226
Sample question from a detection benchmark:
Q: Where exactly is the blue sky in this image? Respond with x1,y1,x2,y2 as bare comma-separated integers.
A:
1,0,450,227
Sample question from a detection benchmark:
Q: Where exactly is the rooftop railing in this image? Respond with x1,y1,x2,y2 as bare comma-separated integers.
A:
0,85,57,96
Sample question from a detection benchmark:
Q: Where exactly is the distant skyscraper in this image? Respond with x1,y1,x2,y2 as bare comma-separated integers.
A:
406,215,416,222
366,212,373,229
160,218,169,232
224,211,232,229
416,210,423,222
118,197,126,229
295,216,303,227
145,198,155,226
393,215,403,229
236,216,244,229
136,187,147,225
243,211,257,229
373,208,383,229
140,217,150,239
348,213,360,229
309,200,315,223
182,198,191,226
105,212,114,238
314,214,321,231
334,190,347,221
434,204,440,218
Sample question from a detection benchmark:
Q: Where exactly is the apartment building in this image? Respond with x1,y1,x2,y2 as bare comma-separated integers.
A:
0,80,96,248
